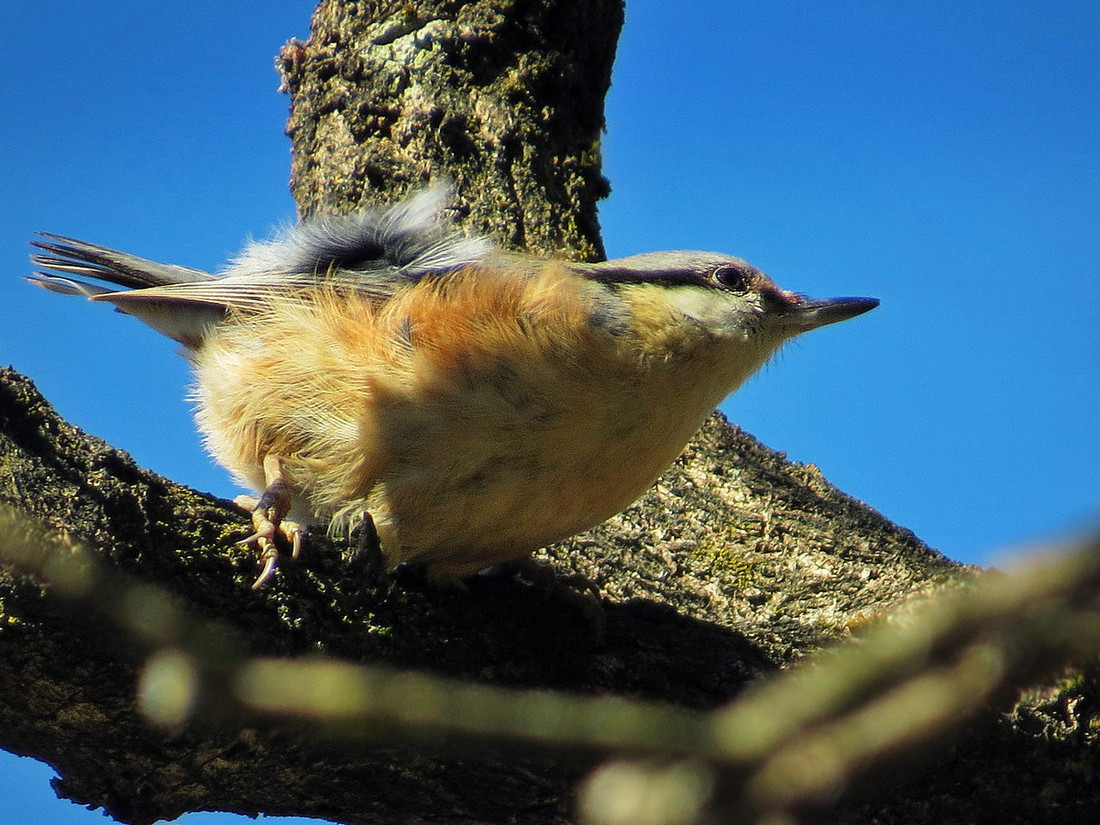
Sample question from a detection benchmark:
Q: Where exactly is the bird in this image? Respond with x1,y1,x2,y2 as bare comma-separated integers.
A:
28,186,878,593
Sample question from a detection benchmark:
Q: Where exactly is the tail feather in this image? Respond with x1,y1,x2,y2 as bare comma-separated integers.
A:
29,234,222,348
30,233,214,291
26,273,115,298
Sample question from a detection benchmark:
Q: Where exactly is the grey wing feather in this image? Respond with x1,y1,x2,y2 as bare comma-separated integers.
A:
85,274,327,310
26,273,116,298
28,185,492,346
226,185,492,285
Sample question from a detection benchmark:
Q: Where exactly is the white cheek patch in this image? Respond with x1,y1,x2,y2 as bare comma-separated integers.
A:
665,286,753,341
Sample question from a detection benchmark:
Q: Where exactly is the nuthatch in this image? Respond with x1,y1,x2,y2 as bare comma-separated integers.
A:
29,187,877,591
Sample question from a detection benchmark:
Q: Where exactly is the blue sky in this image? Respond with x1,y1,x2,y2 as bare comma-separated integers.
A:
3,2,1098,823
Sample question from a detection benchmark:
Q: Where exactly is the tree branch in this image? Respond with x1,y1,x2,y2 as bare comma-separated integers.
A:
0,342,948,825
5,391,1099,824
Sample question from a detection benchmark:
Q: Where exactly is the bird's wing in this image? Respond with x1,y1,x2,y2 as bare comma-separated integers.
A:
28,186,494,346
226,185,492,287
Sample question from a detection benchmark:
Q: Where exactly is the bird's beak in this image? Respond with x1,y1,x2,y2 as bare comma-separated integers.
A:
775,295,879,332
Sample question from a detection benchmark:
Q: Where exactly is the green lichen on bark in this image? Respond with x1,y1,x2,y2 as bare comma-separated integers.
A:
281,0,622,259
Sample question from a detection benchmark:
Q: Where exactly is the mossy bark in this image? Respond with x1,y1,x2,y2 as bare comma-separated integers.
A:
282,0,620,260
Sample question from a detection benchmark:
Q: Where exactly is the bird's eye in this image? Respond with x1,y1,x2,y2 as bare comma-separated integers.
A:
711,265,752,291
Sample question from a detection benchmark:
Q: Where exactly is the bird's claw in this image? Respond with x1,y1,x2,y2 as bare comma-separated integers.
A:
234,488,303,588
251,546,279,591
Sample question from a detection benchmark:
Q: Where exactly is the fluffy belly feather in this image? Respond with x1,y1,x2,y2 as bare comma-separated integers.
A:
192,271,745,576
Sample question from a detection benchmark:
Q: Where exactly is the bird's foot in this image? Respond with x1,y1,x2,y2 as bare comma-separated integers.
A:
234,455,305,588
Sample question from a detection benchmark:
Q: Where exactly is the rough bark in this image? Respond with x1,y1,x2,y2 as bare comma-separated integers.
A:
3,363,1098,825
0,361,937,825
3,1,1097,824
282,0,619,260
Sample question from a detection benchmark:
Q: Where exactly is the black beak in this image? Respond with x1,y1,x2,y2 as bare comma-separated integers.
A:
777,296,879,332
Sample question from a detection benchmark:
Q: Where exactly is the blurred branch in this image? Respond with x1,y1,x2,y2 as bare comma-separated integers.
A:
0,503,708,753
584,532,1100,823
5,500,1100,825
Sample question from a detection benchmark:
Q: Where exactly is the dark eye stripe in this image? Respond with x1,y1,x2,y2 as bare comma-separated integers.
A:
586,267,722,289
582,260,778,298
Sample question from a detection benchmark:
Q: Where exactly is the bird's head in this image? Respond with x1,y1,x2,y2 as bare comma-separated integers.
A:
587,250,877,348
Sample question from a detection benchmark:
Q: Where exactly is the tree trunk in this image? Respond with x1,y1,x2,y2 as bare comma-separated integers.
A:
283,0,619,261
